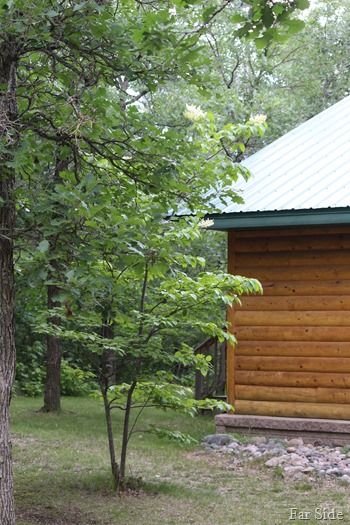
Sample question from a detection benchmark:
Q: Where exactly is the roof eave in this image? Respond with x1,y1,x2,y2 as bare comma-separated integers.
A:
208,207,350,231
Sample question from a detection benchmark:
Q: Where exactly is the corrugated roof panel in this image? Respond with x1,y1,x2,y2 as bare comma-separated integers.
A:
213,96,350,216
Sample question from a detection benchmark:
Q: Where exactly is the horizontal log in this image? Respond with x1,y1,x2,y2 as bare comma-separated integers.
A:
233,232,350,253
233,400,350,420
235,226,350,239
235,311,350,327
234,326,350,342
235,341,350,358
235,371,350,389
235,265,350,281
236,356,350,373
257,280,350,296
235,385,350,404
236,249,350,268
238,295,350,311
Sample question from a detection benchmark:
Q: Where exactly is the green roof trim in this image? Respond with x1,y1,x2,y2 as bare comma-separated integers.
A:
209,207,350,231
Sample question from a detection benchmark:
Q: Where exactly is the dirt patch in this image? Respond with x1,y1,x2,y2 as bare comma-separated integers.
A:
17,506,100,525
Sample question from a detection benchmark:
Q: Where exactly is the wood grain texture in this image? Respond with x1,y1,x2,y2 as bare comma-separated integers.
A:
235,311,350,326
236,356,350,373
236,250,350,268
258,280,350,296
235,371,350,388
238,296,350,311
235,385,350,404
233,400,350,420
235,265,350,281
234,232,350,253
235,226,350,239
234,326,350,342
235,341,350,358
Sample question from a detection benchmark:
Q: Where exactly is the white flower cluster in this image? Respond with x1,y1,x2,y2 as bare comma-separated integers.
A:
184,104,207,122
198,218,215,228
250,114,267,125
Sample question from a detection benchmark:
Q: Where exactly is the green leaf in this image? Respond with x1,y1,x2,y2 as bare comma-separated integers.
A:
231,14,247,23
287,19,306,34
46,10,59,17
295,0,310,9
272,5,284,16
73,2,87,11
202,6,216,23
255,35,270,49
37,240,50,253
262,6,274,28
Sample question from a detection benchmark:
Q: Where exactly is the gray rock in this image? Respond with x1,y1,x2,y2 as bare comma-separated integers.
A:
341,474,350,484
251,436,267,445
287,438,304,447
265,457,280,467
202,434,235,446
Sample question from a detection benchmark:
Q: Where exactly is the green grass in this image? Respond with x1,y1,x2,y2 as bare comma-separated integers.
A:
11,396,350,525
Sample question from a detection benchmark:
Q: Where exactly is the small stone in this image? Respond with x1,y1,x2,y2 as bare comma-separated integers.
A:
288,438,304,447
265,457,280,467
227,441,239,451
202,434,235,446
290,456,308,467
302,466,315,473
251,436,267,445
266,446,286,455
293,472,306,481
286,447,297,453
341,474,350,484
244,445,259,454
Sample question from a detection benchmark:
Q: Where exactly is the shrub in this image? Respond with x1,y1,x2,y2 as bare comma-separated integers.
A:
60,360,97,396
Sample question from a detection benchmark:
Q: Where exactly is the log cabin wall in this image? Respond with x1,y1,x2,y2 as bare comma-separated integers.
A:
227,225,350,420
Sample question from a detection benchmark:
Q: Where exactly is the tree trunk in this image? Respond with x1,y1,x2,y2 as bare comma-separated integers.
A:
0,53,17,525
119,379,137,488
0,173,16,525
99,321,121,487
43,284,61,412
42,158,70,412
101,380,120,488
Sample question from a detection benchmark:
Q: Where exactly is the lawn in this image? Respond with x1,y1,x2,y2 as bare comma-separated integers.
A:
11,396,350,525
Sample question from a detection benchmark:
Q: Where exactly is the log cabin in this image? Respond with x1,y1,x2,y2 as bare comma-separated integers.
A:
210,96,350,443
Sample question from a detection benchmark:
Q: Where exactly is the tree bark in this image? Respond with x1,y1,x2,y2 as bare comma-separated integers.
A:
101,380,120,488
99,321,121,487
43,284,61,412
0,172,16,525
0,52,17,525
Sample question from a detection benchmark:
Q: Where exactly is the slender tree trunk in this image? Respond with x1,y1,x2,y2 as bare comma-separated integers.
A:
43,284,61,412
119,379,137,487
0,53,18,525
100,321,121,487
101,380,120,487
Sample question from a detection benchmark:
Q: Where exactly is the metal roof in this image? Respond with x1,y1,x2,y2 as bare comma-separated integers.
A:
209,95,350,230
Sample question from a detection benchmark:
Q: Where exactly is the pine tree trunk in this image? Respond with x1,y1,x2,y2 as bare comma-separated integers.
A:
0,53,17,525
43,284,61,412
